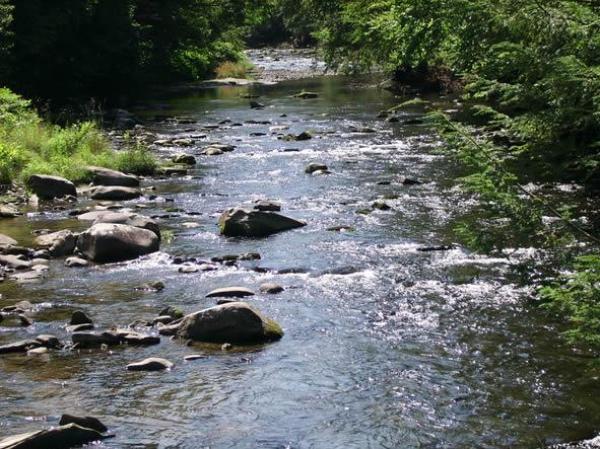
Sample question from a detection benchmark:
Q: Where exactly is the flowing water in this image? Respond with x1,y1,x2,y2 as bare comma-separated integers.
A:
1,52,599,449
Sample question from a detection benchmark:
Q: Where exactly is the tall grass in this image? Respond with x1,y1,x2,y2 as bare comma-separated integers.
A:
0,88,156,185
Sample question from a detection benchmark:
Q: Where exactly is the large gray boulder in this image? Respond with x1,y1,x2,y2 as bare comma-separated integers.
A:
218,208,306,238
34,230,77,257
175,302,283,344
86,166,140,187
83,212,160,239
76,223,159,263
89,186,141,201
26,175,76,200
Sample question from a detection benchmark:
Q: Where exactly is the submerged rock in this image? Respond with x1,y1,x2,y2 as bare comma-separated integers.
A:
292,91,319,99
372,201,392,211
259,283,284,294
172,154,196,165
26,175,77,200
305,163,328,174
282,131,312,141
76,224,159,263
89,186,141,201
205,287,255,298
253,200,282,212
126,357,173,371
72,331,121,348
0,423,109,449
202,147,224,156
174,302,283,344
86,166,140,187
218,208,306,238
122,332,160,346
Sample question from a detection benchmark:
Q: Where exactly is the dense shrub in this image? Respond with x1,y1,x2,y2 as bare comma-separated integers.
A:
0,88,156,184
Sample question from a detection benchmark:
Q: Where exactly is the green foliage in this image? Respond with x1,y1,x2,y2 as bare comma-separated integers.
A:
540,255,600,347
114,134,157,176
0,141,25,185
0,88,156,184
1,0,262,101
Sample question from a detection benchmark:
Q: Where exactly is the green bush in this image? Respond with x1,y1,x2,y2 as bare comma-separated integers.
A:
114,145,157,176
540,255,600,347
0,141,26,185
0,88,156,185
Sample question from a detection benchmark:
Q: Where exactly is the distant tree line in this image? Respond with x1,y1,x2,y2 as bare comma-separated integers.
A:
0,0,260,102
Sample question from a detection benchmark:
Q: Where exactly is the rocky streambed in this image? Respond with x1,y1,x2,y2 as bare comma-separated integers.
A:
1,49,599,449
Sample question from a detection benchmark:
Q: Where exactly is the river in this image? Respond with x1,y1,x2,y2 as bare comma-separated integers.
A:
0,50,598,449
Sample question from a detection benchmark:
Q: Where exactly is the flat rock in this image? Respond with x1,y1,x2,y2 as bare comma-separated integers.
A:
0,340,41,354
0,254,32,270
90,186,141,201
218,208,306,238
206,287,255,298
0,423,108,449
76,223,159,263
86,166,140,187
26,174,77,200
175,302,283,344
122,332,160,346
10,271,43,283
72,331,121,348
126,357,173,371
293,91,319,99
184,354,207,361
